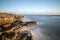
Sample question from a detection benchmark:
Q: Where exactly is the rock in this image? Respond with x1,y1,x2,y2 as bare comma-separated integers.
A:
0,12,24,25
0,12,37,40
17,31,34,40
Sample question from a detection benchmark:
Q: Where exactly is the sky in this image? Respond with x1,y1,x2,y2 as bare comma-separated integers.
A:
0,0,60,15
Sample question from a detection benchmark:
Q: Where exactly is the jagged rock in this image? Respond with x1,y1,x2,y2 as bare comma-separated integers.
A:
0,12,37,40
0,12,24,25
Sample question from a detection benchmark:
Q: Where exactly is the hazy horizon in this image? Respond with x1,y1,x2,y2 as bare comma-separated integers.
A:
0,0,60,15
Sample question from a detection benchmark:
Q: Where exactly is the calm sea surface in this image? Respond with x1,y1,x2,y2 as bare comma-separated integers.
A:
24,15,60,40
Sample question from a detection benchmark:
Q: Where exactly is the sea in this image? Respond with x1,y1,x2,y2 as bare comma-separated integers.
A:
23,15,60,40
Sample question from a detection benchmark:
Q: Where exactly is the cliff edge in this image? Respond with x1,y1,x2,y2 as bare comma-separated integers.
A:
0,12,37,40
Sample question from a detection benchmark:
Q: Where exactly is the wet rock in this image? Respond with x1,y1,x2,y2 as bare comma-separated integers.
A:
17,31,34,40
0,12,36,40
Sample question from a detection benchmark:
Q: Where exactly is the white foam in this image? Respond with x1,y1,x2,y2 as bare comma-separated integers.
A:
21,17,31,22
19,17,51,40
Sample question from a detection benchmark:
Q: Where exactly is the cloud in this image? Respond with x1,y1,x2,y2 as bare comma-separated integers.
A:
17,10,60,15
0,9,60,15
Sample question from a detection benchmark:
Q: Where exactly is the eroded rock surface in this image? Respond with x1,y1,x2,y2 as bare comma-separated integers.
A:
0,12,37,40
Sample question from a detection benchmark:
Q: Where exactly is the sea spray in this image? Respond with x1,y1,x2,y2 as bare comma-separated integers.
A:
20,17,52,40
21,15,60,40
21,16,32,22
20,23,52,40
20,25,42,40
20,17,42,40
26,26,52,40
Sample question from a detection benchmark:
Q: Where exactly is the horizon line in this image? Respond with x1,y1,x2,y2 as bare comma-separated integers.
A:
0,11,60,15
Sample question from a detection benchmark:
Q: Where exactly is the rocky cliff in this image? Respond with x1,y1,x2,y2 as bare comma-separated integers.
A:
0,12,37,40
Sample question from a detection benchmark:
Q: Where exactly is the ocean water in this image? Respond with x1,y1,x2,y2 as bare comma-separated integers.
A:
24,15,60,40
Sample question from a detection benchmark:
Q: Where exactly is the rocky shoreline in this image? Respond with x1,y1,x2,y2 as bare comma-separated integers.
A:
0,12,37,40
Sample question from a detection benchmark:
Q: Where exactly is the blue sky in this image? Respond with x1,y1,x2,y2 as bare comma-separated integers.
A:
0,0,60,15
